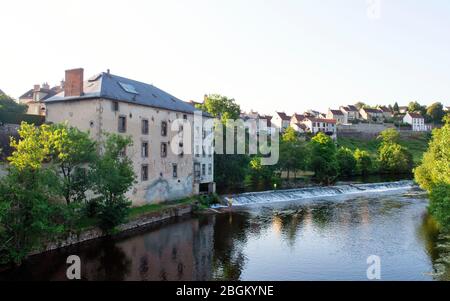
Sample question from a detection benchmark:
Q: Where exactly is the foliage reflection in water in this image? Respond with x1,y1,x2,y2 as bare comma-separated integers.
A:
1,188,449,281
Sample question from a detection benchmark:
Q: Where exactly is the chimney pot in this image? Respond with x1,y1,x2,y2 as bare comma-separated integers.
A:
64,68,84,97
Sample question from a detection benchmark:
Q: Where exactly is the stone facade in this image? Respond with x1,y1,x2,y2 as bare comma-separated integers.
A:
45,70,214,206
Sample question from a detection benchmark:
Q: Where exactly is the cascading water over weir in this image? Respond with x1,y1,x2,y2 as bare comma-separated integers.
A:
225,181,416,206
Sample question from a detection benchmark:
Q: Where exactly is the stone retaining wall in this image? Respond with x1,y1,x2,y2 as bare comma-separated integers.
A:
31,204,193,255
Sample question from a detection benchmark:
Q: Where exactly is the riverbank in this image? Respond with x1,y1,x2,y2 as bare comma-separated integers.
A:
29,200,196,257
12,178,419,259
3,183,446,281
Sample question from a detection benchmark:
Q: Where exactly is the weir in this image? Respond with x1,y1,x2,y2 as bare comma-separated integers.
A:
227,181,415,206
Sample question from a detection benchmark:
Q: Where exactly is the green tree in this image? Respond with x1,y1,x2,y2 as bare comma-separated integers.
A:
196,94,241,124
197,94,249,191
426,102,445,125
393,102,400,114
1,123,67,264
414,116,450,230
309,132,339,185
50,124,97,204
278,127,306,179
91,134,136,232
9,123,97,205
415,117,450,191
378,128,400,144
377,129,413,174
0,167,65,264
408,101,426,116
354,148,372,175
337,147,357,177
355,102,366,110
248,156,277,183
0,93,27,115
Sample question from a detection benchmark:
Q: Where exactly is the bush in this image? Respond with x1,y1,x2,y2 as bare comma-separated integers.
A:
354,148,373,175
95,196,131,232
428,184,450,231
378,129,413,174
0,112,45,126
337,147,357,177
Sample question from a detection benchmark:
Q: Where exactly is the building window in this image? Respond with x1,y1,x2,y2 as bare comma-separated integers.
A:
208,164,212,175
161,143,167,158
195,145,200,157
183,114,188,120
112,101,119,112
141,141,149,158
202,164,206,176
194,163,201,179
161,121,167,136
173,164,178,178
142,119,149,135
141,165,149,182
118,116,127,133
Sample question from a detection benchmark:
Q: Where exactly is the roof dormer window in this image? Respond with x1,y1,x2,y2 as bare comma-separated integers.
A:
118,82,139,94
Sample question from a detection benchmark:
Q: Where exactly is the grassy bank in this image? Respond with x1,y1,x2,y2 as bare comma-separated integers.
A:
338,133,430,165
76,197,199,232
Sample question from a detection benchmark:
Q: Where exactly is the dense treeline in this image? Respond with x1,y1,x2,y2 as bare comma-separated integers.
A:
199,94,417,192
0,123,136,264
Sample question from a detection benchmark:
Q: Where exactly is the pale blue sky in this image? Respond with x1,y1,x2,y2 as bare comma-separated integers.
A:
1,0,449,114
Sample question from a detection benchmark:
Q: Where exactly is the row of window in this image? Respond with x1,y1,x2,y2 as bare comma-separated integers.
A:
312,122,335,128
141,142,169,158
141,163,212,182
118,116,171,136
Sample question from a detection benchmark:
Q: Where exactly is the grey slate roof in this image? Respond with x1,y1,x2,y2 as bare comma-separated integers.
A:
46,72,209,116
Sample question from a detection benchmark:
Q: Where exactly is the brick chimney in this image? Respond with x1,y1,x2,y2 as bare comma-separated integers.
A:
64,68,84,97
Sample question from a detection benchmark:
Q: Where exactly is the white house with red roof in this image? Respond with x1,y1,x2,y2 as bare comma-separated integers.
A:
271,112,291,131
403,112,431,132
302,117,337,140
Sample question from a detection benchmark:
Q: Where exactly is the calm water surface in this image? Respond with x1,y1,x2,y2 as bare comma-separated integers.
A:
1,187,449,281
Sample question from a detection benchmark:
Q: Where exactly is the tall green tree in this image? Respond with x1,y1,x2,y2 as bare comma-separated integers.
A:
309,132,339,185
91,134,136,232
196,94,241,124
337,147,357,177
393,102,400,114
415,116,450,230
278,127,306,179
377,129,413,174
197,94,249,191
0,167,65,264
426,102,445,125
9,123,97,205
1,123,67,264
354,148,372,176
50,124,97,204
0,93,27,115
408,101,426,116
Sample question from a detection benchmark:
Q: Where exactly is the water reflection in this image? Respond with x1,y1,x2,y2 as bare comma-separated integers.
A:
1,189,449,281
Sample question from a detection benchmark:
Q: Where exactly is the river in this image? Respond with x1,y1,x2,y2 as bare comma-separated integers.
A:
1,181,449,281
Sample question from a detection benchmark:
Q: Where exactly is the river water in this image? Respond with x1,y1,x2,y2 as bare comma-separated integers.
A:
1,182,449,281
